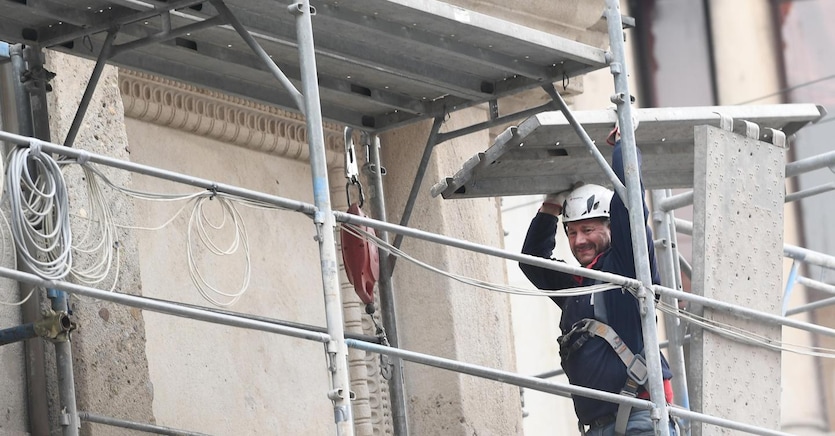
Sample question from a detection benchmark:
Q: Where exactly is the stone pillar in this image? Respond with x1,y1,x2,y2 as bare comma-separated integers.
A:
380,106,522,435
46,51,155,435
690,124,784,435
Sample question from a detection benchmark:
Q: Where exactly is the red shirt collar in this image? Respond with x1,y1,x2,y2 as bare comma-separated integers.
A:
573,251,605,284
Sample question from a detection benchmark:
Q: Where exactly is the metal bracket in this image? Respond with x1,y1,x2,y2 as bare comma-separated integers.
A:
22,65,56,93
767,128,787,148
59,409,70,426
333,405,351,423
733,119,760,140
714,112,733,131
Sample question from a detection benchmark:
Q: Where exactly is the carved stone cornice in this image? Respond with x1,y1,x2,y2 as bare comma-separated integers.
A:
119,70,342,165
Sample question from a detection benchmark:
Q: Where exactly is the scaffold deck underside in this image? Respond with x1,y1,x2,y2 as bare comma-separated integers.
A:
0,0,607,132
432,104,826,198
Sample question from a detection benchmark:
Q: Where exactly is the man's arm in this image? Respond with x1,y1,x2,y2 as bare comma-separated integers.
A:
519,204,576,302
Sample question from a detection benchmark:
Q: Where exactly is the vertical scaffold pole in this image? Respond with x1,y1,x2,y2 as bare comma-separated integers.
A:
365,133,409,436
290,2,355,435
603,1,670,434
650,191,690,414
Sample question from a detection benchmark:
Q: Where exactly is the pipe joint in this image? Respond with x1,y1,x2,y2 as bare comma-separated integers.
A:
34,310,77,342
327,388,356,401
288,3,315,16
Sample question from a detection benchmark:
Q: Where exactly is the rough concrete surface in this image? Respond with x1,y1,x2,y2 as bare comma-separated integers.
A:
46,51,155,435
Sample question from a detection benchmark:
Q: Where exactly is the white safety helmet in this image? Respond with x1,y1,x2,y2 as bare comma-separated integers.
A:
562,184,614,223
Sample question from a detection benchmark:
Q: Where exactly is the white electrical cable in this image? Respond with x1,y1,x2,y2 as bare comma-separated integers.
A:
6,146,72,280
186,193,252,307
339,223,621,298
0,204,27,306
79,162,260,307
66,164,119,290
657,301,835,358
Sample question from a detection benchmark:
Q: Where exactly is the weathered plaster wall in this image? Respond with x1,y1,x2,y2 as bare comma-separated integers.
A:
124,119,337,434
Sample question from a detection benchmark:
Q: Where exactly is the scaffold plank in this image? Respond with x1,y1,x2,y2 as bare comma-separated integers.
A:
0,0,607,132
432,104,825,198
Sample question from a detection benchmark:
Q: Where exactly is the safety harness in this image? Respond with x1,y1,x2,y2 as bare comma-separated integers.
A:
558,291,648,436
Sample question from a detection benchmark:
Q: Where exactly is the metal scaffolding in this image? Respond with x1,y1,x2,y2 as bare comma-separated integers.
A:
0,1,833,435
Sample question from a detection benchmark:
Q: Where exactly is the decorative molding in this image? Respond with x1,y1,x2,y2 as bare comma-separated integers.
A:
118,70,342,165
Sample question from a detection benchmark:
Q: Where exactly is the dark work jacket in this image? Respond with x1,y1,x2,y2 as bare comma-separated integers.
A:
519,141,672,425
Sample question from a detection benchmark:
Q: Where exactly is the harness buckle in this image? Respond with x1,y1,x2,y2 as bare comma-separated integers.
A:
557,319,593,361
626,354,648,385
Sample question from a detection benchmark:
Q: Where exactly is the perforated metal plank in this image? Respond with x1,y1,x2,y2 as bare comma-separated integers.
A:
0,0,607,132
432,104,826,198
689,125,783,435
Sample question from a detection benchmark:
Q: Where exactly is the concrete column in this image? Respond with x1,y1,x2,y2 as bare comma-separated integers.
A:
380,106,522,435
46,51,155,435
690,125,784,435
707,0,781,106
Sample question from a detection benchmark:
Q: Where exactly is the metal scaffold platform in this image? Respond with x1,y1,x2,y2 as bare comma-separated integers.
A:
0,0,606,131
431,104,826,198
1,0,834,436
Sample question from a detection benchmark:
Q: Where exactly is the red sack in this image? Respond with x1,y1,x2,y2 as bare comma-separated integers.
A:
340,203,380,304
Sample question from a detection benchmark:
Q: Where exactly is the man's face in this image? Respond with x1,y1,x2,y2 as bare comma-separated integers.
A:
566,218,611,266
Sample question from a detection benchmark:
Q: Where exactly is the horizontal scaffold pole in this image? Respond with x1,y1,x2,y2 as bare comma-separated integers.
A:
654,285,835,338
334,211,641,289
79,411,212,436
675,218,835,270
348,339,790,436
0,130,316,216
669,407,791,436
345,339,651,408
0,266,331,344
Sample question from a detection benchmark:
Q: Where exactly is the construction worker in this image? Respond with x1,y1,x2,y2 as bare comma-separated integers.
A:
519,139,675,436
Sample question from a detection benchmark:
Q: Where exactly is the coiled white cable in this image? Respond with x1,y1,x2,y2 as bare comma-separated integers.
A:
0,205,27,306
187,193,251,307
82,163,258,306
6,146,72,280
66,164,119,290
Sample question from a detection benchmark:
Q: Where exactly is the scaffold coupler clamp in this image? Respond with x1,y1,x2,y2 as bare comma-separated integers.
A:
36,309,77,343
22,63,56,93
328,389,355,423
208,183,219,200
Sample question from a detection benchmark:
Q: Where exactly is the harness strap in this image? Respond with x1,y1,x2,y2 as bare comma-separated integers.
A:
560,319,650,436
614,378,640,435
584,319,648,436
593,290,608,324
585,320,648,385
